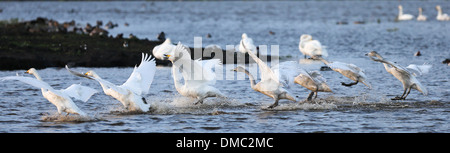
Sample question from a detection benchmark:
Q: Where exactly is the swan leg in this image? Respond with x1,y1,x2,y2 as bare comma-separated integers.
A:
306,91,315,102
142,97,148,104
341,80,359,87
392,88,407,100
402,87,412,100
194,97,205,105
314,92,318,100
267,98,279,109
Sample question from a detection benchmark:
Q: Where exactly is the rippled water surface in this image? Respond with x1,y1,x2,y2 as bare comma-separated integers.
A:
0,1,449,133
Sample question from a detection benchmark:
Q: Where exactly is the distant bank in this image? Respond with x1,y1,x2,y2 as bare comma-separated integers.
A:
0,17,273,70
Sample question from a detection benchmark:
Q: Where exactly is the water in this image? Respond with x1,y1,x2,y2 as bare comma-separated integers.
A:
0,1,449,133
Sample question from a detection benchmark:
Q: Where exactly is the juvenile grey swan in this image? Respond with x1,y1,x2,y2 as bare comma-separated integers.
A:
366,51,431,100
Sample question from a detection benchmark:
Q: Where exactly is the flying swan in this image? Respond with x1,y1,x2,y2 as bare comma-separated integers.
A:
66,53,156,112
299,34,328,59
1,68,98,116
234,35,297,108
366,51,430,100
152,39,226,105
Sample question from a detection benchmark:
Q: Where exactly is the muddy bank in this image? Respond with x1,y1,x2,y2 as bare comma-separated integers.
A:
0,17,274,70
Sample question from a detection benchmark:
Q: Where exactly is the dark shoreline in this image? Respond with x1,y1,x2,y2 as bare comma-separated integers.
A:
0,17,274,70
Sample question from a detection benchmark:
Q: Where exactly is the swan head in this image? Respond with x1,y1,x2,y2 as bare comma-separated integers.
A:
231,66,247,72
398,5,403,10
365,51,380,57
242,33,248,39
436,5,441,10
152,38,175,61
300,34,313,42
25,68,37,75
84,70,98,78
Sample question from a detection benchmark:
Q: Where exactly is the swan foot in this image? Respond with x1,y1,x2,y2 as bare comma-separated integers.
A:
391,96,405,100
193,99,204,105
341,81,358,87
267,103,278,109
142,97,148,104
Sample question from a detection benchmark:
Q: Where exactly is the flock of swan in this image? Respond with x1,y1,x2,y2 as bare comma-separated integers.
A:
1,31,433,117
398,5,450,21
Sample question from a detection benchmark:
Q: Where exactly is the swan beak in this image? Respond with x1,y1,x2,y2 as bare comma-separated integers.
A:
365,53,368,56
25,70,30,74
84,72,89,76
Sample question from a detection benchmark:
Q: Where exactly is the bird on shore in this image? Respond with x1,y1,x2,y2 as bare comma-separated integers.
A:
436,5,450,21
153,41,226,105
234,38,297,108
66,53,156,112
1,68,98,116
317,57,371,89
299,34,328,59
397,5,414,21
366,51,431,100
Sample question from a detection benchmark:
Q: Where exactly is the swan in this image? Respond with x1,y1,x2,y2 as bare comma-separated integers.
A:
294,69,332,102
153,41,226,105
417,7,427,21
234,40,297,108
436,5,450,21
397,5,414,21
317,57,372,89
66,53,156,112
366,51,430,100
272,61,332,102
1,68,98,116
299,34,328,59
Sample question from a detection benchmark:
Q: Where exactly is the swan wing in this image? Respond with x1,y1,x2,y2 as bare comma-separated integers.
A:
242,41,278,83
61,84,98,102
65,65,94,80
193,58,221,85
1,76,56,92
239,37,257,54
309,70,327,84
272,61,301,87
120,53,156,95
406,64,432,76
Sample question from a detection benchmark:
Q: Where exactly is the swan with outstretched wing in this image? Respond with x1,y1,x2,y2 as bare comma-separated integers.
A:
1,68,98,116
66,53,156,112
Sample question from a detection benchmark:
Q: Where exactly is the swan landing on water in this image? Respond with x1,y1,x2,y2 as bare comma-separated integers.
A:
1,68,98,116
234,34,297,108
366,51,431,100
66,53,156,112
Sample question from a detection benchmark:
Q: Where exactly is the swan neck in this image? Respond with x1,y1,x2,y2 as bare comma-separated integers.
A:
319,58,329,65
31,72,43,81
171,65,184,93
241,69,256,89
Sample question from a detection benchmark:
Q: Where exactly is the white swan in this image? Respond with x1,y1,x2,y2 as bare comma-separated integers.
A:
417,7,427,21
299,34,328,59
239,33,257,54
153,41,226,105
66,53,156,112
1,68,98,116
234,40,297,108
317,57,372,89
366,51,430,100
436,5,450,21
397,5,414,21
